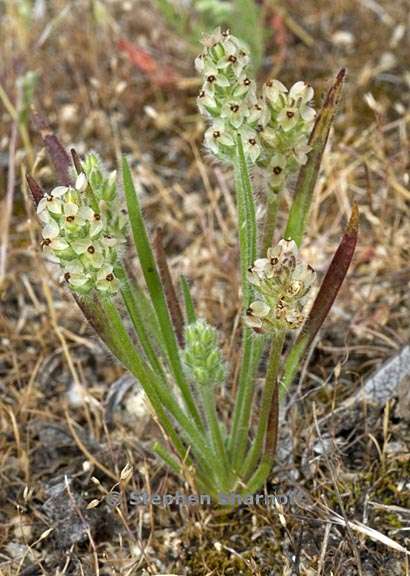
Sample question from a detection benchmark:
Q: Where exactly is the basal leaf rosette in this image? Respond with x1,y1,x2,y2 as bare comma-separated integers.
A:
245,239,316,332
37,154,127,294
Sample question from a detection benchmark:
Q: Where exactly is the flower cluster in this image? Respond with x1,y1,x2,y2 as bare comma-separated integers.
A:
196,28,316,184
37,154,127,294
182,320,226,387
245,239,315,332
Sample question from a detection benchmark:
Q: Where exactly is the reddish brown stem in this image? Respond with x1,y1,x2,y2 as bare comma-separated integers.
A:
153,226,185,347
32,111,73,185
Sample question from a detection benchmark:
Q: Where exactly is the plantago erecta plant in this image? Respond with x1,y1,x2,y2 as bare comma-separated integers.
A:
29,29,357,500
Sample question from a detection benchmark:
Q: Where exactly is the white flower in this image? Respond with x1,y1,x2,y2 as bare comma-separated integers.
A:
42,237,70,262
96,265,117,293
245,301,270,330
204,121,235,155
232,76,254,99
78,206,94,220
71,239,105,269
101,234,119,248
201,27,226,49
75,172,88,192
293,140,311,165
269,154,288,187
263,79,287,105
41,218,60,240
220,99,248,129
300,106,316,123
63,260,91,288
197,89,218,116
63,202,79,217
50,186,69,198
277,105,299,131
240,127,262,163
247,98,270,128
289,81,314,105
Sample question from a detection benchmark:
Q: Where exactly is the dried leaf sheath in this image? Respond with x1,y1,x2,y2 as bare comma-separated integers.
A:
32,111,73,185
302,203,359,346
281,204,359,395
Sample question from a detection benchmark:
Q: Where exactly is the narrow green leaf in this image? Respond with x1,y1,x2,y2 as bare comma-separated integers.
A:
180,275,197,324
115,264,166,378
123,261,166,350
85,291,220,481
122,157,203,428
285,69,346,247
281,204,359,394
231,0,264,71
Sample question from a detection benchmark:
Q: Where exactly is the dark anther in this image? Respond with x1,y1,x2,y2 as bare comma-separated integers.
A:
228,55,237,63
94,213,101,220
230,104,239,112
106,273,114,281
266,80,273,87
270,257,279,265
248,138,256,146
207,75,216,83
243,78,251,86
64,272,71,281
286,111,295,118
273,166,282,175
256,124,264,133
255,104,262,111
199,90,205,97
87,245,95,254
66,215,75,223
41,238,51,247
213,131,221,138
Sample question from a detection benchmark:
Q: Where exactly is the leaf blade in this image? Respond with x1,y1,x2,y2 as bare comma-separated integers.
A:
121,157,203,428
285,69,346,246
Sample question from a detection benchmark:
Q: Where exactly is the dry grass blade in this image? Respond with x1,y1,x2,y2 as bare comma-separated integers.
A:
329,510,410,556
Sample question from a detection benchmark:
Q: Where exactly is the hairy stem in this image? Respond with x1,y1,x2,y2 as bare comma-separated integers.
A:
241,330,285,478
260,185,282,256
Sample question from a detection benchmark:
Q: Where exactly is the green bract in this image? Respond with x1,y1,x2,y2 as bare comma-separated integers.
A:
183,320,226,386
